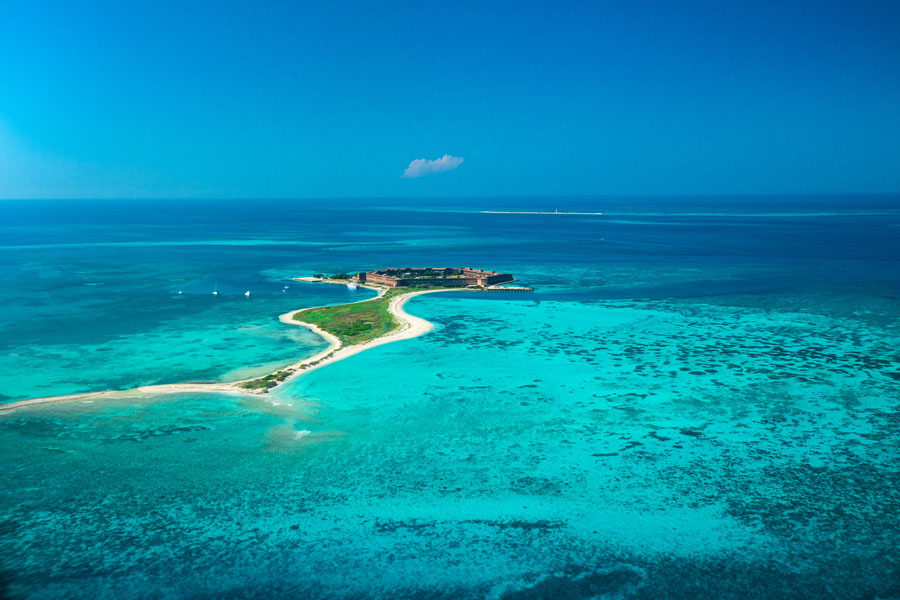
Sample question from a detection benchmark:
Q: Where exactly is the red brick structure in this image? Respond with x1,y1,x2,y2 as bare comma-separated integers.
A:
358,267,514,288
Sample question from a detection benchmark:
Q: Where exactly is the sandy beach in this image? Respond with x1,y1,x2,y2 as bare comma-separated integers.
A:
0,285,457,412
280,287,456,379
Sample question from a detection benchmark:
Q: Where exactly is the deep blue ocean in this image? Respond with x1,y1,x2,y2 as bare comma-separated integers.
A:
1,196,899,599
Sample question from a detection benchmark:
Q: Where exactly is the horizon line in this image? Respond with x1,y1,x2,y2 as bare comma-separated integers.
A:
1,192,899,202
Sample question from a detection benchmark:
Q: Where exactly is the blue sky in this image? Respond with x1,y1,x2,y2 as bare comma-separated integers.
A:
1,0,899,198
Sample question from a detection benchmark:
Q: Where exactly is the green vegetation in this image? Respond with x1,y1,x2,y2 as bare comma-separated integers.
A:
240,285,452,392
238,369,294,391
292,287,416,345
326,272,353,280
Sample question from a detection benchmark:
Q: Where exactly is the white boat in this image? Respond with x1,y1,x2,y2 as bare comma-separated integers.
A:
177,290,183,295
347,281,358,290
212,281,219,296
244,290,251,297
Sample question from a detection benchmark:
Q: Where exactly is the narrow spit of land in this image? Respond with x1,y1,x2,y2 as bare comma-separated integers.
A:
480,210,603,215
243,286,439,390
0,283,457,412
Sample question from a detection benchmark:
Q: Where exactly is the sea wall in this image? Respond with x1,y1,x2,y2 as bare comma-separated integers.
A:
359,268,513,288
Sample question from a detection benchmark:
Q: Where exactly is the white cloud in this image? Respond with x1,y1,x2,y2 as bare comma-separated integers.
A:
402,154,463,178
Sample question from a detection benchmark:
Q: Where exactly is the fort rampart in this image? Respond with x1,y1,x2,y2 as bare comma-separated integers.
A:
358,267,514,288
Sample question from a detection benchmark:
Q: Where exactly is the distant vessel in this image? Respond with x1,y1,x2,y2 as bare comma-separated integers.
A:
212,281,219,296
347,281,358,290
244,290,251,297
177,290,183,295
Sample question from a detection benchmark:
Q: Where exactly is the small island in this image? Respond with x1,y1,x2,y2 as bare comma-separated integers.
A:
292,286,412,346
480,209,603,215
236,267,529,391
360,267,515,288
2,267,529,410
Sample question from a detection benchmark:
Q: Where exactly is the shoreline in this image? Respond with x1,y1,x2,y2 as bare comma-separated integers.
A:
284,287,456,378
0,284,461,413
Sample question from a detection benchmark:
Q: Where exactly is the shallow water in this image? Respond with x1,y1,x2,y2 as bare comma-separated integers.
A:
1,196,899,598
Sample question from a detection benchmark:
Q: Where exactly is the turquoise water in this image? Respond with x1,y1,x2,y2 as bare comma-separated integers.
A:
1,197,899,598
0,296,334,401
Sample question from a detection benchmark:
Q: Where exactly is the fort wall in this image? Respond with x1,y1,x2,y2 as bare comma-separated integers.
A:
358,267,514,288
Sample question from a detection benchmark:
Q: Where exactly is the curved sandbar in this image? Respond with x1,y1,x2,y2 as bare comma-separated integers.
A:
284,287,455,378
0,285,458,413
